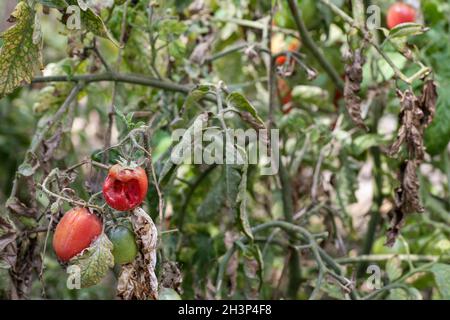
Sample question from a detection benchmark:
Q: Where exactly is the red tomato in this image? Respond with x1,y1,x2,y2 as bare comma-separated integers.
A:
102,164,148,211
52,207,102,262
275,55,287,66
386,2,416,29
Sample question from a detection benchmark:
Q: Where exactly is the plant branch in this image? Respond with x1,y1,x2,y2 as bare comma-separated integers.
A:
286,0,344,90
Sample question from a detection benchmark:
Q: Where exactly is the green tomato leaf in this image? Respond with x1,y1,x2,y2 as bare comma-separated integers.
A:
291,85,329,107
226,92,265,127
158,20,187,39
37,0,68,8
425,84,450,156
0,2,43,99
388,22,429,39
351,134,384,156
159,113,210,184
197,175,226,218
386,256,403,281
69,233,114,288
430,263,450,299
236,157,253,241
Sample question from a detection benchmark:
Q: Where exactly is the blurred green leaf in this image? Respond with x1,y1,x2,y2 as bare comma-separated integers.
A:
430,263,450,299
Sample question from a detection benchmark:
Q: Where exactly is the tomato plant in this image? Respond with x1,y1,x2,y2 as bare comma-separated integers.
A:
0,0,449,302
52,207,103,262
103,164,148,212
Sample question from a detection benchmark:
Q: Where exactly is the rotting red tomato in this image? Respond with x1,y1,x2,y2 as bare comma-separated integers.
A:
102,164,148,211
386,2,416,29
52,207,102,262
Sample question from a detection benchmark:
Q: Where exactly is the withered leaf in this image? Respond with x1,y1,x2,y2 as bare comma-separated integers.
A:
399,160,424,214
389,90,425,160
418,79,437,128
344,48,368,131
386,207,404,247
117,208,158,300
386,160,424,247
0,216,17,269
160,261,183,294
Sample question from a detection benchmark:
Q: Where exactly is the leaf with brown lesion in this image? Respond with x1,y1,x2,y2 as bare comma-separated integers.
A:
344,48,368,131
0,2,43,99
0,216,17,270
389,90,426,160
386,159,424,247
418,79,438,128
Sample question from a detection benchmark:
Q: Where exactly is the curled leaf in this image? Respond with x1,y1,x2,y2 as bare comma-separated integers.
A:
389,90,425,160
0,216,17,269
344,48,368,131
117,208,158,300
418,80,437,128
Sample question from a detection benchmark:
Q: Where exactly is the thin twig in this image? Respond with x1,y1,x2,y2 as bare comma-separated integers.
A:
286,0,344,90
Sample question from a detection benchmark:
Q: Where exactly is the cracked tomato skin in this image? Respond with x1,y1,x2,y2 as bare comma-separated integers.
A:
102,164,148,211
52,207,102,262
387,2,416,29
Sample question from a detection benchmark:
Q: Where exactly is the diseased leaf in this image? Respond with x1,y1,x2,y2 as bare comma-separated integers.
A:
389,90,426,160
69,233,114,288
117,208,158,300
0,216,17,270
159,112,211,184
0,2,43,99
180,85,212,116
81,8,119,46
344,48,368,131
431,263,450,299
226,92,265,128
236,160,253,240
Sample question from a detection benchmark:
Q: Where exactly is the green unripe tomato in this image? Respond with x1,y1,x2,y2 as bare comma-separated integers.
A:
108,225,138,265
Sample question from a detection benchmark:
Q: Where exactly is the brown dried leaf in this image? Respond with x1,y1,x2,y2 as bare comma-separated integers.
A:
160,261,183,294
418,79,437,128
386,207,404,247
0,216,17,269
389,90,425,160
386,160,424,246
117,208,158,300
6,197,37,219
399,160,424,214
344,48,368,131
